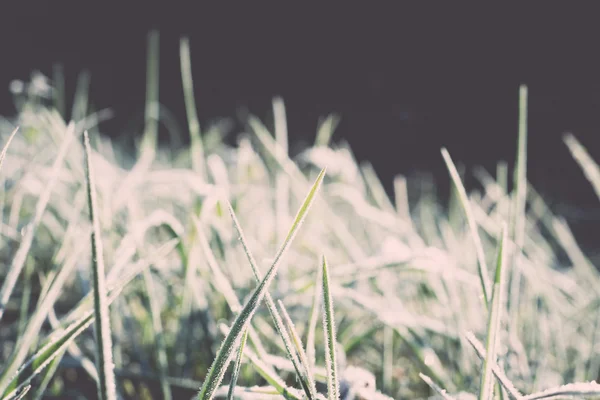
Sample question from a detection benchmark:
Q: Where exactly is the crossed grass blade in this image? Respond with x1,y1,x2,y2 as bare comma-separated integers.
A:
278,299,318,399
197,167,326,400
226,200,316,399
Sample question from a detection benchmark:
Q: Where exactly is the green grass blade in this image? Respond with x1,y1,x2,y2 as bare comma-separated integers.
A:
479,224,508,400
441,147,491,306
273,96,291,293
180,37,206,177
227,328,248,400
3,385,30,400
197,167,326,400
315,114,340,147
508,84,528,335
277,299,318,399
84,130,117,400
226,200,316,398
321,255,340,400
140,30,160,160
306,263,323,370
218,324,304,400
0,127,18,173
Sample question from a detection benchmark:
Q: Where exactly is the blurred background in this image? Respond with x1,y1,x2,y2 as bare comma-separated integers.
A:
1,4,599,251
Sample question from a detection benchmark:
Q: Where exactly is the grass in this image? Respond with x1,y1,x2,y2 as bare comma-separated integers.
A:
1,31,600,399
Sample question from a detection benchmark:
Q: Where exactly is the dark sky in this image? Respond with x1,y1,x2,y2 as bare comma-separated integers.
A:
1,4,600,246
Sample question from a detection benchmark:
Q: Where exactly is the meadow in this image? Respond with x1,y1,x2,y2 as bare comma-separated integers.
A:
1,32,599,399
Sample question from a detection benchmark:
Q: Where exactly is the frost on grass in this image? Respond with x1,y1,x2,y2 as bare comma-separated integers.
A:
0,71,599,400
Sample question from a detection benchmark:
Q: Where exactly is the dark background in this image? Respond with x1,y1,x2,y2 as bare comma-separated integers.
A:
1,4,599,250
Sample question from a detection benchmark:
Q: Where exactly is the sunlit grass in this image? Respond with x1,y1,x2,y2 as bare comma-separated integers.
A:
1,32,600,400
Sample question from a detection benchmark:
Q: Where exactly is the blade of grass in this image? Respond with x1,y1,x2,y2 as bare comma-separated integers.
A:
277,299,318,399
306,263,323,370
441,147,491,306
227,328,248,400
180,37,206,178
4,385,30,400
226,200,316,399
321,255,340,400
479,224,508,400
465,332,523,399
315,114,340,147
217,323,304,400
197,167,326,400
0,127,18,172
419,373,457,400
84,130,117,400
522,382,600,400
273,96,291,293
508,84,528,339
563,133,600,201
140,30,160,160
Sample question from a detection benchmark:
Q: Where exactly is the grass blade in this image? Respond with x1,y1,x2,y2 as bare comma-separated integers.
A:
321,255,340,400
226,200,316,398
563,133,600,200
465,332,523,399
508,84,528,335
0,127,18,173
227,328,248,400
419,373,457,400
479,224,508,400
180,37,206,177
84,130,117,400
197,167,326,400
277,299,318,399
6,385,30,400
140,30,160,160
306,263,323,370
315,114,340,147
273,97,290,293
441,147,491,306
523,382,600,400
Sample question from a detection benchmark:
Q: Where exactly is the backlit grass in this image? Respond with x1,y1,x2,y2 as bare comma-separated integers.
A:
1,31,600,399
